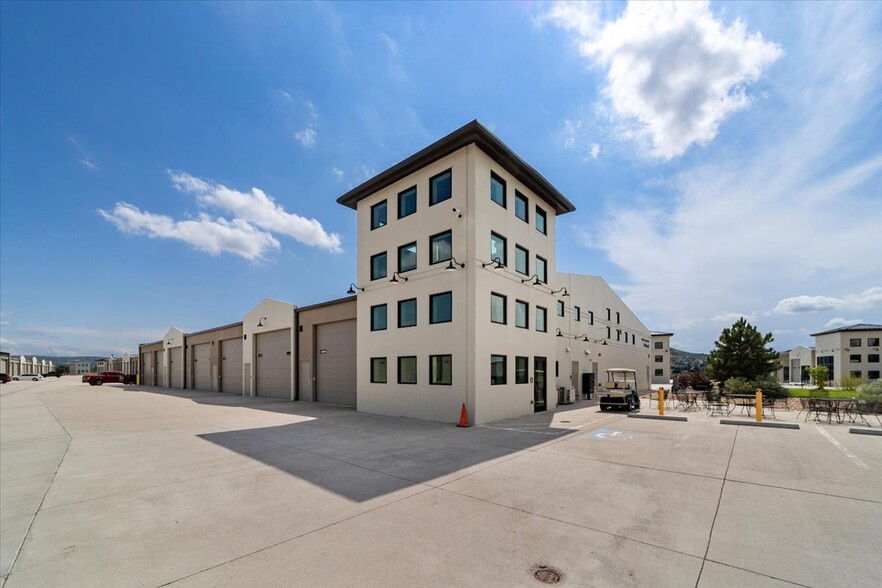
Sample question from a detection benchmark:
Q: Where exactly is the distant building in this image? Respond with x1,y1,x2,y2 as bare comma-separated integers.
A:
68,361,94,375
811,323,881,385
775,345,815,384
0,354,53,376
650,332,674,385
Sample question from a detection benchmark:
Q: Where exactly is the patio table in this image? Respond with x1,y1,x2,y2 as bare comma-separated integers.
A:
723,394,756,416
673,390,703,411
806,397,856,424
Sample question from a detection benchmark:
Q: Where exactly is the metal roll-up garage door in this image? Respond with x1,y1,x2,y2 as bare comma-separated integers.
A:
169,347,184,389
153,352,161,386
193,343,211,391
316,319,357,406
220,338,243,394
142,352,153,386
255,329,291,399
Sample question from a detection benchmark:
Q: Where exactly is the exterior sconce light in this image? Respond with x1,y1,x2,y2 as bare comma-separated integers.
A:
551,287,569,297
555,328,564,338
452,207,463,219
257,317,267,327
167,339,173,345
521,274,540,285
445,257,466,272
389,272,409,284
481,258,504,270
347,283,365,295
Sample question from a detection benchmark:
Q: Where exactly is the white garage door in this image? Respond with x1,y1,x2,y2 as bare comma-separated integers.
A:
169,347,184,389
220,338,243,394
316,320,357,406
193,343,211,391
255,329,291,400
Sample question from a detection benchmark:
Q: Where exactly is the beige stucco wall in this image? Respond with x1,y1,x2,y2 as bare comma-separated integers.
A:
185,323,244,392
242,298,297,399
651,334,672,385
161,327,185,388
297,298,357,401
814,329,882,385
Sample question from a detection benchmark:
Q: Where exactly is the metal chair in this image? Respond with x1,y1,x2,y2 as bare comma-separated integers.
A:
706,392,726,417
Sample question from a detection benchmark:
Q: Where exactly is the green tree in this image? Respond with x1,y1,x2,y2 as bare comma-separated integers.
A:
807,366,829,390
706,318,780,383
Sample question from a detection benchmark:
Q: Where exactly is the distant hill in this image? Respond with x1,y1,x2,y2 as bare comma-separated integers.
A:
671,348,708,373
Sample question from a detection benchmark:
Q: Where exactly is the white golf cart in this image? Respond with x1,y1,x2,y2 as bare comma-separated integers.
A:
597,368,641,412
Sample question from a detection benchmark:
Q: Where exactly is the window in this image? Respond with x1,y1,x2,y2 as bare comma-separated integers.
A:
536,306,547,333
574,306,581,321
606,308,611,321
557,300,564,317
606,326,611,338
370,252,387,280
515,300,529,329
869,371,880,380
616,329,621,341
515,356,529,384
818,356,834,382
490,232,507,266
850,354,861,363
491,293,506,324
370,200,387,230
616,311,621,324
430,292,452,324
371,304,387,331
515,191,528,222
850,371,862,378
632,334,636,345
398,356,417,384
370,358,387,383
490,172,506,208
850,338,862,347
588,311,594,325
536,206,547,234
398,186,417,219
430,230,451,265
491,355,507,385
429,169,452,206
536,256,547,284
655,355,663,363
515,245,529,275
397,242,417,273
655,341,664,349
869,354,880,363
555,361,559,377
430,355,452,385
655,369,664,377
398,299,417,328
869,338,880,346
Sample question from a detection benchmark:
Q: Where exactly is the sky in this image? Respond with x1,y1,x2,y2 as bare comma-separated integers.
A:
1,1,880,357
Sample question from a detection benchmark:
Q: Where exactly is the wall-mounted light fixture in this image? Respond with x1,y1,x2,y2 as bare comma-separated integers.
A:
481,258,505,270
521,274,540,285
347,283,365,295
445,256,466,272
167,339,173,346
389,272,409,284
555,328,564,338
551,287,569,297
452,207,463,219
257,317,267,327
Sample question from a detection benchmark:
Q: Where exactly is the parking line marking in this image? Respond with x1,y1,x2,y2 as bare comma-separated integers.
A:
816,426,869,469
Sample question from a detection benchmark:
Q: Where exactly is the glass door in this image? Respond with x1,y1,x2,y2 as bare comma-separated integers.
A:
534,356,547,412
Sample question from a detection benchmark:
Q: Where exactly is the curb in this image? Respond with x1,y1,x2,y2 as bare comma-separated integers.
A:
720,420,799,429
849,428,882,436
628,414,688,422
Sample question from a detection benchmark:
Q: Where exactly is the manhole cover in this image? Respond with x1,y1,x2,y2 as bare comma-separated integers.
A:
532,565,563,584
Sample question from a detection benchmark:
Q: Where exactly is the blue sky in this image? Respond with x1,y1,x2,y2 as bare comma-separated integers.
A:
1,1,880,356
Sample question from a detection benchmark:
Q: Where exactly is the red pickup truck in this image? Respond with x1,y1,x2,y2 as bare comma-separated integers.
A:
82,371,137,386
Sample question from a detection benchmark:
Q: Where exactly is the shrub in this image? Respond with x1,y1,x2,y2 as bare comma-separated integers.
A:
752,375,783,394
678,371,710,390
807,366,829,390
839,373,865,391
856,380,882,404
724,377,754,394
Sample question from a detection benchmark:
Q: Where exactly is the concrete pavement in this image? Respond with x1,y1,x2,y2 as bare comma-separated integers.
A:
1,378,880,587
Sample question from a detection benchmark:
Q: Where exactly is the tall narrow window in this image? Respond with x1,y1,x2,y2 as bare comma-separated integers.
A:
398,356,417,384
490,172,506,208
370,252,387,280
430,230,452,265
536,256,547,283
574,306,581,321
430,355,452,385
398,186,417,219
557,300,564,317
514,245,529,276
536,306,547,333
515,356,529,384
491,355,507,385
536,206,547,234
515,191,528,222
429,169,452,206
515,300,529,329
588,311,594,325
371,200,387,230
491,293,507,324
606,326,611,339
398,299,417,328
370,358,387,383
398,242,417,273
616,311,621,324
430,292,452,324
490,232,507,266
371,304,387,331
606,308,611,321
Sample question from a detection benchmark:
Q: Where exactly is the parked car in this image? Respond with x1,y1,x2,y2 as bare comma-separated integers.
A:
13,373,44,381
43,371,63,378
0,373,10,383
82,371,136,386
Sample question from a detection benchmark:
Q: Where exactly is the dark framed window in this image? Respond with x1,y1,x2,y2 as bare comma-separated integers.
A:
398,356,417,384
371,304,387,331
430,355,452,385
370,252,387,280
555,361,559,377
850,338,862,347
490,172,506,208
536,256,547,283
606,308,611,321
655,355,663,363
491,292,506,324
398,298,417,328
606,326,611,338
536,306,547,333
850,354,861,363
515,300,529,329
515,356,529,384
515,191,528,222
430,230,452,265
617,329,621,341
574,306,581,321
370,357,387,383
616,311,621,324
490,232,507,266
818,356,834,382
869,371,880,380
655,369,664,377
588,311,594,325
868,354,879,363
491,355,507,385
869,338,880,346
557,300,564,317
398,242,417,273
430,292,452,324
371,200,387,230
536,206,547,234
655,341,663,349
850,371,862,378
632,334,636,345
398,186,417,219
429,169,452,206
515,245,529,275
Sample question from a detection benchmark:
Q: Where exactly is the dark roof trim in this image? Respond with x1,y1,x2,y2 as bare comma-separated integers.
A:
651,332,674,337
810,323,882,337
296,295,357,313
185,321,244,338
336,120,576,215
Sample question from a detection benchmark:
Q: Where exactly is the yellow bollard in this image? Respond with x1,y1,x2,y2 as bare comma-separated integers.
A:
755,388,763,422
659,387,665,416
136,374,140,385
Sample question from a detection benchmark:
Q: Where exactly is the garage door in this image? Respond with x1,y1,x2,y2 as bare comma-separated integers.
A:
169,347,184,389
316,320,357,406
255,329,291,400
142,352,153,386
193,343,211,391
154,351,162,387
220,338,243,394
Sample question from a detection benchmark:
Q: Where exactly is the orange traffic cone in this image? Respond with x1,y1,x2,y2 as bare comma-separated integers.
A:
457,402,470,428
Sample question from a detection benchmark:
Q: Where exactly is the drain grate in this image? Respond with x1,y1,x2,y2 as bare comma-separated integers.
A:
532,565,563,584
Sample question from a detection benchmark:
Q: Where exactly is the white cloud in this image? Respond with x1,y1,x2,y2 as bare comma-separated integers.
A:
825,317,866,329
170,171,343,252
542,1,781,158
710,312,755,324
69,135,99,170
380,32,399,56
294,127,317,148
277,89,292,101
773,288,882,314
98,203,280,260
331,167,344,181
589,143,601,160
563,119,582,148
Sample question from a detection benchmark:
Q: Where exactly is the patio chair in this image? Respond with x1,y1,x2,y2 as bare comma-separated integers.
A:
706,392,726,417
760,393,777,419
795,397,809,420
853,400,882,427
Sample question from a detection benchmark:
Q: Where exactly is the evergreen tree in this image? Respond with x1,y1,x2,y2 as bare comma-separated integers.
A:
706,318,780,383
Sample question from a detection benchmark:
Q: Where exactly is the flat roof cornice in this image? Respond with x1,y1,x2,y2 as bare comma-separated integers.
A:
336,120,576,215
